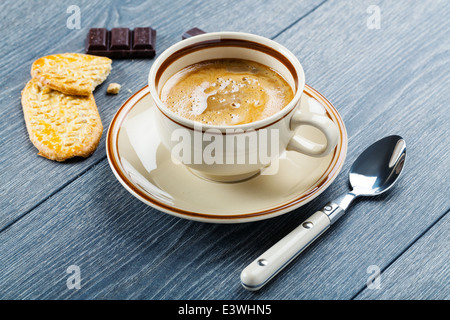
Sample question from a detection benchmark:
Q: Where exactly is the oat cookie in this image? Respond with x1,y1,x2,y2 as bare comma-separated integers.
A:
31,53,112,96
21,79,103,161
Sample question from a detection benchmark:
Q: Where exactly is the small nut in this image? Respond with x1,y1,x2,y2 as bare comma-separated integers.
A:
106,83,121,95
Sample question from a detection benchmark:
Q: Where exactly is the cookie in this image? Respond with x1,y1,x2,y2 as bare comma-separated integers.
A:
31,53,112,96
21,79,103,161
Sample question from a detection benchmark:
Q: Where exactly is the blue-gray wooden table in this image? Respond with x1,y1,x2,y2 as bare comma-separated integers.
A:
0,0,449,300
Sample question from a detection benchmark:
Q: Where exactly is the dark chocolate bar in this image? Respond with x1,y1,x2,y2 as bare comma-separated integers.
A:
86,27,156,58
182,27,206,40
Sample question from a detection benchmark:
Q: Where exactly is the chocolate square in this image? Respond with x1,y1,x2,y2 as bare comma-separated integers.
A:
182,27,206,40
86,28,108,51
110,28,130,50
133,27,156,50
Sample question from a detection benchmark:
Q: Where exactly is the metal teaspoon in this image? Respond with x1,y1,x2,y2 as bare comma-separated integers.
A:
241,135,407,291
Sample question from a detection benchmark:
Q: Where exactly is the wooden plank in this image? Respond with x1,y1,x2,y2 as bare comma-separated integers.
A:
256,0,450,299
0,0,449,300
0,0,325,230
355,213,449,300
0,160,300,299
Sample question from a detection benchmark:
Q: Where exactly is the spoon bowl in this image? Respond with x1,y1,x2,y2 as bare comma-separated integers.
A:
349,135,406,196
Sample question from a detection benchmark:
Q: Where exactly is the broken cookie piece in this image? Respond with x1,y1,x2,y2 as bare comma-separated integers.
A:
106,83,121,94
31,53,112,96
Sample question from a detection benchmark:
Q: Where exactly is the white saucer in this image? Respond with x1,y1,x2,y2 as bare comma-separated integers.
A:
106,85,347,223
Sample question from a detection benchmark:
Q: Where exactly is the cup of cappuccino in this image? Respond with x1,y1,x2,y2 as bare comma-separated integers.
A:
148,32,339,182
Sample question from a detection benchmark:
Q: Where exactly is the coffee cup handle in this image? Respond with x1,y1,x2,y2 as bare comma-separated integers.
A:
287,109,339,157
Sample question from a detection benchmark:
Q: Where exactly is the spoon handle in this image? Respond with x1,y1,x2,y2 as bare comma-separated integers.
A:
240,211,331,291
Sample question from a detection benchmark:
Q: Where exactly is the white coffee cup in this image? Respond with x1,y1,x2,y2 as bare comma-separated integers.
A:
148,32,339,182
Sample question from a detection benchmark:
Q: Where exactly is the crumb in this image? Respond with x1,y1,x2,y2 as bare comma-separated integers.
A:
107,83,121,94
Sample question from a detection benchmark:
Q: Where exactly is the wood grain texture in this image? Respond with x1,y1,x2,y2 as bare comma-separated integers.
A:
0,0,449,300
264,0,450,299
355,213,450,300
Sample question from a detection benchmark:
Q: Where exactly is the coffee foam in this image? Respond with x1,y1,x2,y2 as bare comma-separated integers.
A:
160,59,294,126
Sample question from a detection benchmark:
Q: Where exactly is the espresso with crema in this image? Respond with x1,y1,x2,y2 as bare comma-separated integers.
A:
160,59,294,126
